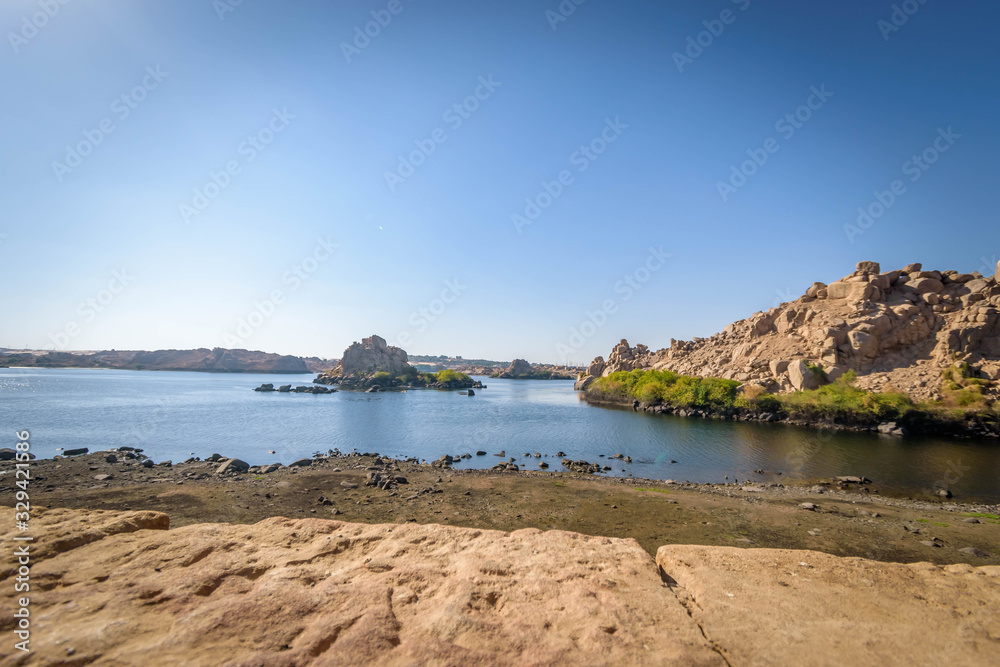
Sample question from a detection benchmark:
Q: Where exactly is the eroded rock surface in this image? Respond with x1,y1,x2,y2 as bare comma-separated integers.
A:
4,506,998,666
657,545,1000,666
577,261,1000,401
0,507,718,666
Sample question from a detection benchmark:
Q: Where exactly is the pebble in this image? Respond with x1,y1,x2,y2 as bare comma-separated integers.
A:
799,503,817,511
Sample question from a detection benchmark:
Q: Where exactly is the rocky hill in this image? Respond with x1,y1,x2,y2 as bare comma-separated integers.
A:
577,261,1000,402
0,348,315,373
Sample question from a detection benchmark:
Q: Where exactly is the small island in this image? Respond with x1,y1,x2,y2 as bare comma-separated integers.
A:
313,335,483,391
490,358,575,380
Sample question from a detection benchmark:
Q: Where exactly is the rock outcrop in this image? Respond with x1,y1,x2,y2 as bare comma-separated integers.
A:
4,506,998,665
315,335,410,385
577,262,1000,401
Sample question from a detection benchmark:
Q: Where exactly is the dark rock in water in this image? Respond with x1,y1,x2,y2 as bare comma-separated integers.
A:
289,458,312,467
476,451,487,456
65,447,89,456
432,455,454,468
494,451,506,457
0,448,17,461
278,385,291,392
253,384,275,392
539,462,549,469
467,389,475,396
366,385,381,393
556,451,566,457
118,446,137,452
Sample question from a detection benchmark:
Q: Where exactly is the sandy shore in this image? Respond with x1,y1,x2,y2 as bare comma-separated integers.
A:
6,450,998,566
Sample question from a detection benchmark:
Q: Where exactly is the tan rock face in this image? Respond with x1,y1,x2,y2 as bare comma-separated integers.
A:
321,334,410,380
5,507,1000,666
1,507,719,666
657,545,1000,666
577,262,1000,401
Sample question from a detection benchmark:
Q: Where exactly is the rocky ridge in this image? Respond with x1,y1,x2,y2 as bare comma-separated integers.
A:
578,261,1000,401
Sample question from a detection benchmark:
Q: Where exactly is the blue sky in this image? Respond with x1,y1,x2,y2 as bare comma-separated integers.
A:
1,0,997,364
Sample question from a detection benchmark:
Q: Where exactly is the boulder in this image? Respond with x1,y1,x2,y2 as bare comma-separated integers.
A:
966,278,990,293
769,360,790,377
289,458,313,467
908,277,944,295
0,448,17,461
805,282,827,298
902,263,922,273
855,261,881,275
64,447,89,456
787,360,822,391
216,459,250,475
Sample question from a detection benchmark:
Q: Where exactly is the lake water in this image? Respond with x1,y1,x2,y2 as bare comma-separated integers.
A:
2,368,999,502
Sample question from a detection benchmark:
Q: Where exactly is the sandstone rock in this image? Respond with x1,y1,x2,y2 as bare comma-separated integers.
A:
856,260,881,275
0,507,731,665
805,282,827,298
769,359,789,377
908,277,944,295
787,360,821,391
216,459,250,475
902,263,922,273
966,278,991,293
657,545,1000,666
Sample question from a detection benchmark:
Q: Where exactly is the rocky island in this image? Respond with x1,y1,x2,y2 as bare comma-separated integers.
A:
577,261,1000,437
490,358,575,379
314,335,483,391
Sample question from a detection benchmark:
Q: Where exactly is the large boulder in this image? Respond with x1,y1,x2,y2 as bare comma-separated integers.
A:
787,360,822,391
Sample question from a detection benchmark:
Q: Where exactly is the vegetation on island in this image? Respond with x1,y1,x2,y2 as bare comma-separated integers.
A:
359,367,476,390
585,365,999,434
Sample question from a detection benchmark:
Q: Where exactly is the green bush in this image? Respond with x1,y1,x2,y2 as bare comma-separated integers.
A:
588,369,740,410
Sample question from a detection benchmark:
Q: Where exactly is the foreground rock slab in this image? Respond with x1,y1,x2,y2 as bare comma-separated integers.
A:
657,545,1000,666
4,507,998,666
0,507,719,666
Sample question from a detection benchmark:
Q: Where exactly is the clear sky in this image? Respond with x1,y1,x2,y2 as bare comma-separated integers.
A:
1,0,997,364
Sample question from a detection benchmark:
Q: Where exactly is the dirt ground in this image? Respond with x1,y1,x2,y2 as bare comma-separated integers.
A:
6,452,999,566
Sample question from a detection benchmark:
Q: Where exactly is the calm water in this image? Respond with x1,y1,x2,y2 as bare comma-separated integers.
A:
2,368,999,502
